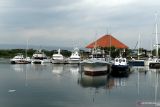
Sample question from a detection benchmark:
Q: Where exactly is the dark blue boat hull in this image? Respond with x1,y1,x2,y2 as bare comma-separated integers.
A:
128,60,144,66
111,65,130,77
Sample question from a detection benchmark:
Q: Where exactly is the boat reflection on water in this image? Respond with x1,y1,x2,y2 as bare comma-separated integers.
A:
78,74,107,88
78,73,129,90
10,64,26,72
10,64,29,87
130,66,147,74
110,70,130,78
69,64,80,75
52,64,64,75
106,75,128,89
137,69,160,106
31,64,49,73
131,66,160,74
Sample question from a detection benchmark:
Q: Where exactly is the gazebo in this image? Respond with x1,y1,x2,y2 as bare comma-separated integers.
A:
86,34,128,49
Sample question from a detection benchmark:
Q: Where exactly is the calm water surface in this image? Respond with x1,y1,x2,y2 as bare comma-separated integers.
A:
0,60,160,107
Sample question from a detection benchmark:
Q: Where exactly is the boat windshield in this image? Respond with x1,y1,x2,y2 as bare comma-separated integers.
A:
92,54,104,58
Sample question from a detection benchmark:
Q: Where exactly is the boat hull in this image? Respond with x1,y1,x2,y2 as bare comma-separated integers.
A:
128,60,144,66
68,60,80,64
51,59,65,64
32,59,50,64
83,63,108,76
144,60,154,66
149,62,160,69
111,65,130,76
10,60,30,64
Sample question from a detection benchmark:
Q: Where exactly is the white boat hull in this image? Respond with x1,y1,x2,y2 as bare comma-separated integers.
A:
68,59,80,64
10,59,29,64
51,59,67,64
82,59,108,76
144,60,153,66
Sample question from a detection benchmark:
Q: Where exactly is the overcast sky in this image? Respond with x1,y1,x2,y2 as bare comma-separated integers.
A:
0,0,160,49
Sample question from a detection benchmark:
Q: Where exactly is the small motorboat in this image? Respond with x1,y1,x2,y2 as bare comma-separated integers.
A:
111,57,130,76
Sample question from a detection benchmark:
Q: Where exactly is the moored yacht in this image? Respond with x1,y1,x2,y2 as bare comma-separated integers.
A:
31,50,50,64
148,57,160,69
82,48,109,76
144,57,157,66
10,53,30,64
68,48,81,64
51,49,65,64
145,14,160,68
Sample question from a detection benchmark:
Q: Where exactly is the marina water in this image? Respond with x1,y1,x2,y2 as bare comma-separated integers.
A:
0,59,160,107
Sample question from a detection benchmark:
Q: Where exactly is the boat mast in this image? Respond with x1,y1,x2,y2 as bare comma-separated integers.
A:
25,39,28,58
138,34,141,60
151,39,153,57
107,26,111,57
109,35,111,57
93,32,98,58
155,13,159,58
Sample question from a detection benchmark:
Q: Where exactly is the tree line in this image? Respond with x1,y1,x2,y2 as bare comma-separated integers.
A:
0,47,158,59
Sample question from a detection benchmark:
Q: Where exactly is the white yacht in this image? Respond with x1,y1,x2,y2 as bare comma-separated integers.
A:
31,50,50,64
51,49,65,64
10,53,29,64
82,48,109,76
144,14,160,68
68,48,81,64
144,57,156,66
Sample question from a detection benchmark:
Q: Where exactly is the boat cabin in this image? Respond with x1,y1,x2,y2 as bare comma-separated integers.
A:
114,57,127,66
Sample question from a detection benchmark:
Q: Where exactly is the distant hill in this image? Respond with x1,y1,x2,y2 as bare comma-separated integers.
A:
0,44,87,51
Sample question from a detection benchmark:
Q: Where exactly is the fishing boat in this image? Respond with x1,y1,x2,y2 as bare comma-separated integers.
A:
82,48,109,76
51,49,65,64
31,50,50,64
10,53,30,64
68,48,81,64
111,56,130,76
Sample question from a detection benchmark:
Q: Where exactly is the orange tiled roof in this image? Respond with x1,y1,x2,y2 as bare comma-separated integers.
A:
86,34,128,49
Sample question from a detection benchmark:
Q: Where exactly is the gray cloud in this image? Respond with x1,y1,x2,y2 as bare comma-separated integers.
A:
0,0,160,49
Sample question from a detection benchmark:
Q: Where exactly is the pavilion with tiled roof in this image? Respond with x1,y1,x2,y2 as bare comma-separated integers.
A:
86,34,128,49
